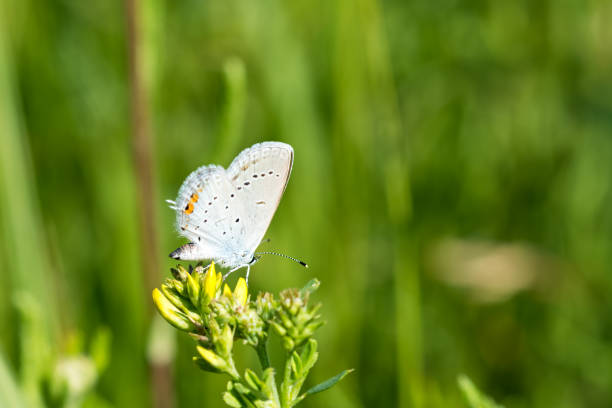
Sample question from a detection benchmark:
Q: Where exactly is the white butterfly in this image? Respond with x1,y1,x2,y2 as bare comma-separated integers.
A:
166,142,294,281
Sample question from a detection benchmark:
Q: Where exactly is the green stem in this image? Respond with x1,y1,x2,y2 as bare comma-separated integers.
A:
226,360,241,382
280,353,292,408
256,341,271,370
256,340,282,408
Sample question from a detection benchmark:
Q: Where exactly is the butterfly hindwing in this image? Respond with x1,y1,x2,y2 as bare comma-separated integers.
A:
174,165,242,263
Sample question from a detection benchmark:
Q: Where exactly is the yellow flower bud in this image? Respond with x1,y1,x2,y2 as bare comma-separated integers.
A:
223,283,233,298
234,278,248,306
186,272,200,305
196,346,227,372
203,263,218,302
215,264,223,289
152,289,195,331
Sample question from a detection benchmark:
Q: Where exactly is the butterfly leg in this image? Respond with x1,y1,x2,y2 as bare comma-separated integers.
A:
222,268,236,281
223,264,248,282
222,263,253,284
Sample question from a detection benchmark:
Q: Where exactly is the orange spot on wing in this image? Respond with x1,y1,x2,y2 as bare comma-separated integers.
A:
184,202,194,214
190,193,199,203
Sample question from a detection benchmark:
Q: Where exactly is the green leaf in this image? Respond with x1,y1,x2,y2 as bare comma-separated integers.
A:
458,375,504,408
226,382,258,408
299,279,320,297
290,352,302,379
262,368,280,405
14,293,51,407
215,57,247,161
233,382,252,396
0,353,26,408
299,339,318,373
244,369,264,392
222,391,242,408
89,327,112,373
303,369,354,396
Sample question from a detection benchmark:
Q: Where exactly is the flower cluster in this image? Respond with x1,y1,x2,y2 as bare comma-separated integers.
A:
269,283,324,352
152,263,352,408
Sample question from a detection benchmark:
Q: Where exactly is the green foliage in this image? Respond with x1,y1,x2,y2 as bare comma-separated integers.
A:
153,264,351,407
303,369,354,397
3,294,111,408
458,375,504,408
0,353,26,408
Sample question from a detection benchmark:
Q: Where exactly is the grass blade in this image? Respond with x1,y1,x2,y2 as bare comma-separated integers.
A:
303,368,353,396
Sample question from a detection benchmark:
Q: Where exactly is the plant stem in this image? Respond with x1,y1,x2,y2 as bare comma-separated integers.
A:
280,353,293,408
226,358,241,382
256,341,271,370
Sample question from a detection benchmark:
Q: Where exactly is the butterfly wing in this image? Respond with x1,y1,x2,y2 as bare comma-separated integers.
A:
170,141,293,266
225,142,294,255
172,165,244,264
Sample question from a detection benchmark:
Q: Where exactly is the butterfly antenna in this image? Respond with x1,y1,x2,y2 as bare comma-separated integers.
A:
255,251,308,268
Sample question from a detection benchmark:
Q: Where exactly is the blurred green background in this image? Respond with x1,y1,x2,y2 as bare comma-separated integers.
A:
2,0,612,407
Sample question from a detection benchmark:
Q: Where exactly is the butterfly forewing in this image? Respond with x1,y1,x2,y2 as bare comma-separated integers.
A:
226,142,294,254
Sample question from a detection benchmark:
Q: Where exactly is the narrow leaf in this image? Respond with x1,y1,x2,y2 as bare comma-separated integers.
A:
299,339,318,373
89,327,112,372
290,352,302,379
262,368,280,404
0,353,25,408
222,391,242,408
304,369,354,396
244,369,264,392
458,375,504,408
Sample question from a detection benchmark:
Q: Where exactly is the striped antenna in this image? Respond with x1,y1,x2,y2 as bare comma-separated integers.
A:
255,251,308,268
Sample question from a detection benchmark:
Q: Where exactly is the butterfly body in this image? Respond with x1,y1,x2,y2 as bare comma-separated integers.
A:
168,142,294,275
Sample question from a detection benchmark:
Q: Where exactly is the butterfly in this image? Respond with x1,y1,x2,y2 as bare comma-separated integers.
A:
166,142,294,281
